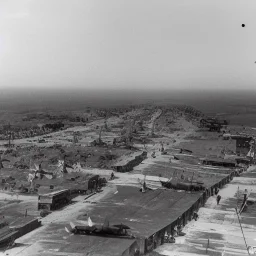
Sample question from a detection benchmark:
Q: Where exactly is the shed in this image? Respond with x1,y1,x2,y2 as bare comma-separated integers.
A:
200,157,236,168
112,151,147,172
9,217,41,238
0,226,18,248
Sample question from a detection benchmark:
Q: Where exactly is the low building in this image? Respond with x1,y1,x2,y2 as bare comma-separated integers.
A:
230,134,255,157
200,157,236,168
223,133,231,140
9,217,41,238
0,226,18,248
0,219,8,229
111,151,147,172
35,173,101,195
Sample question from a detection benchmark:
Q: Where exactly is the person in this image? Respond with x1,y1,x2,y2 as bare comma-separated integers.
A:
110,172,115,180
177,223,182,236
193,211,199,221
177,223,186,236
217,194,221,205
164,232,169,243
171,226,177,237
169,236,176,243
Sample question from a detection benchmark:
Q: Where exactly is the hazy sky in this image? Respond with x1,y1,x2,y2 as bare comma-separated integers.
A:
0,0,256,92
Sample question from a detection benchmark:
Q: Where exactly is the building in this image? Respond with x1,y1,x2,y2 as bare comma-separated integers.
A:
223,133,231,140
111,151,147,172
38,189,71,210
0,227,18,248
35,173,101,195
200,157,236,168
231,135,255,157
9,217,41,238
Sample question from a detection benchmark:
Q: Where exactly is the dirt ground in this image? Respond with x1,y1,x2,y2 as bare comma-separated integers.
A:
1,105,255,256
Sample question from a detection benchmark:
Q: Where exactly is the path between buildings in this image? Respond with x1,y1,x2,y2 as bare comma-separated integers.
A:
154,165,256,256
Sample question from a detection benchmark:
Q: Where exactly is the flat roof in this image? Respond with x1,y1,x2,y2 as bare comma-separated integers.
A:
16,224,137,256
82,186,202,238
230,134,254,139
141,160,234,189
225,155,250,161
39,189,69,197
0,227,18,241
223,133,231,137
112,151,146,167
200,157,236,164
16,186,202,255
10,216,39,228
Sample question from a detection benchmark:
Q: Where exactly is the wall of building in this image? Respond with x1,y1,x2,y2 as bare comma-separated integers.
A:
14,219,41,238
113,152,147,173
141,169,239,255
121,241,140,256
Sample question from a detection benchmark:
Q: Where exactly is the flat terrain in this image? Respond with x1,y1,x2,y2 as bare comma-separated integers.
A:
0,103,255,256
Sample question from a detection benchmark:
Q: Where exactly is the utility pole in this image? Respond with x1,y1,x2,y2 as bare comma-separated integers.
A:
235,208,250,255
236,186,240,210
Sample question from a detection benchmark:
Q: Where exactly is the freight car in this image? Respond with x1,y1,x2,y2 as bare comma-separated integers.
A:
38,189,71,211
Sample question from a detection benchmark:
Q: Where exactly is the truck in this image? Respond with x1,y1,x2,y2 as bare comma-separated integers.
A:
38,189,71,211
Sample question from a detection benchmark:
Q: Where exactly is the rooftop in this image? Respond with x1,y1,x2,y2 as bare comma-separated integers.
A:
81,186,202,238
10,216,39,228
112,151,146,167
36,172,95,193
230,134,254,139
39,189,69,197
17,231,137,256
200,157,236,165
0,226,18,241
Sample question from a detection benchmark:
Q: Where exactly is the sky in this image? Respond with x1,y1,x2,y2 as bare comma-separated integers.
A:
0,0,256,92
